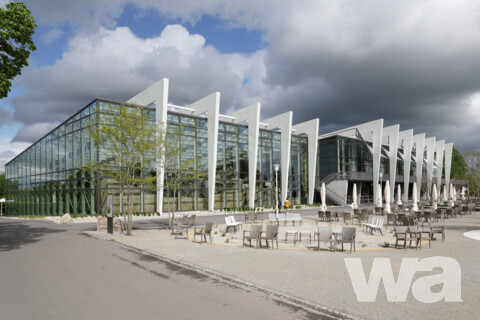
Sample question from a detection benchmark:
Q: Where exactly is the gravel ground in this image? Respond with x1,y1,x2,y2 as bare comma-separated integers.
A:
87,212,480,320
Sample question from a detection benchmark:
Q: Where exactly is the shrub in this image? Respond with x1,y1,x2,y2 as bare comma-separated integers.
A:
384,242,390,248
362,243,367,248
295,205,301,209
221,233,226,237
225,238,229,243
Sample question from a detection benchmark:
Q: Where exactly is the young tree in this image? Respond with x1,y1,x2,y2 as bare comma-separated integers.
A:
464,151,480,197
0,1,36,98
162,124,205,227
88,103,164,236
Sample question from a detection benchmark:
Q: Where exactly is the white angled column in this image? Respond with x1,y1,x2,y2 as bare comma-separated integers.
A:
444,143,453,199
382,125,399,202
357,119,384,207
128,78,169,214
188,92,221,211
425,137,436,201
293,118,320,204
398,129,413,202
230,103,261,209
412,133,425,201
435,140,445,195
263,112,293,203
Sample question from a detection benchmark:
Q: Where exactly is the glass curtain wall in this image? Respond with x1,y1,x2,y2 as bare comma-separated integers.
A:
256,130,281,207
288,136,308,205
5,102,98,216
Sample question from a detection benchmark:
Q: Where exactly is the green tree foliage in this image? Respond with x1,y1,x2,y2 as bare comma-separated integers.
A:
0,1,36,98
87,103,165,236
463,151,480,196
0,172,5,198
162,124,204,227
450,147,468,179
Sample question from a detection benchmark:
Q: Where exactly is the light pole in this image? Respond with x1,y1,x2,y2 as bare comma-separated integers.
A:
274,164,280,220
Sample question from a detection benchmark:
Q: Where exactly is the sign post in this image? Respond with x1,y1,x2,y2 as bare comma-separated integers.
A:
107,195,113,234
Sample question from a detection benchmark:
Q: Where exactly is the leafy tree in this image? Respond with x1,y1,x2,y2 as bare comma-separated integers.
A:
87,103,165,236
0,1,36,98
463,151,480,197
450,147,468,179
162,124,204,228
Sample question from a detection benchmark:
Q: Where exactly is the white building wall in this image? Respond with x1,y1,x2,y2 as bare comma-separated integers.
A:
230,103,261,209
398,129,413,202
293,119,319,204
263,112,293,203
383,125,399,203
435,140,445,196
425,137,436,201
412,133,426,201
444,143,454,199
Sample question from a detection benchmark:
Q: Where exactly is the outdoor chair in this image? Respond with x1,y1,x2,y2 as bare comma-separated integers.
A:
245,211,256,223
171,215,189,238
243,225,263,247
428,221,445,241
408,226,425,249
259,224,279,249
369,217,384,235
356,212,367,225
415,211,423,222
193,222,213,244
325,211,332,222
361,216,375,232
407,217,416,226
423,211,432,222
435,210,445,223
298,229,311,243
315,226,335,251
375,207,382,215
225,216,242,232
461,206,468,215
394,226,420,250
445,208,453,219
398,204,404,211
318,210,326,221
343,212,353,224
188,214,196,227
386,213,396,226
284,229,298,242
353,208,360,219
340,227,356,253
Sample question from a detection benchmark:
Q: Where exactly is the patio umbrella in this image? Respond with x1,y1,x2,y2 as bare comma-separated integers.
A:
397,184,402,205
321,182,326,212
352,183,358,209
461,186,466,201
384,180,391,213
412,182,418,211
442,185,447,204
449,183,455,207
432,185,438,210
376,183,382,207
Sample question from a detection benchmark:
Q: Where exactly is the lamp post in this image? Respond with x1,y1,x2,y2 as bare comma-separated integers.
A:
274,164,280,220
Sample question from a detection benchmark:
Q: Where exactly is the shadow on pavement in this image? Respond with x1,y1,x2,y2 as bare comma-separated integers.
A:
0,221,66,252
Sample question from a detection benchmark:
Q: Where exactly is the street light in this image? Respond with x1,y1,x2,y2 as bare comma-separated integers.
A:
274,164,280,220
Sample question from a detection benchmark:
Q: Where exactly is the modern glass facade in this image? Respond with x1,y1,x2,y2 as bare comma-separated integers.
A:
4,98,311,215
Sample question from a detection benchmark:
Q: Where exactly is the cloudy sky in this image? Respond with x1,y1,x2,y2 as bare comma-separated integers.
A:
2,0,480,171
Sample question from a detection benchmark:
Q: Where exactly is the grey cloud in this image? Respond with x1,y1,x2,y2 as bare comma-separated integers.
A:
12,122,60,143
14,0,480,153
0,107,12,127
0,150,16,173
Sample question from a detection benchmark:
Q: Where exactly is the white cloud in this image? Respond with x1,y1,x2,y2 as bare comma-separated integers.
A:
12,24,264,142
13,0,480,152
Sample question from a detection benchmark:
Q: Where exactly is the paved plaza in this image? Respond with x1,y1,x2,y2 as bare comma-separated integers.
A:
86,207,480,320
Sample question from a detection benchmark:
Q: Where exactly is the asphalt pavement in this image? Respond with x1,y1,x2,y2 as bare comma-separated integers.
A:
0,218,334,320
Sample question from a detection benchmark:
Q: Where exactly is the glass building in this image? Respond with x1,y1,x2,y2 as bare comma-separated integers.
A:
4,78,458,215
